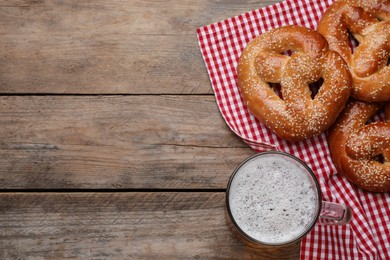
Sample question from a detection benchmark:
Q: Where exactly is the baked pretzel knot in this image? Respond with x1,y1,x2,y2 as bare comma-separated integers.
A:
318,0,390,102
328,101,390,192
237,25,352,142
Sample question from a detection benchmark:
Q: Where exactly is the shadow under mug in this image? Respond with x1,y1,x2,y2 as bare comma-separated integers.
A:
226,151,352,248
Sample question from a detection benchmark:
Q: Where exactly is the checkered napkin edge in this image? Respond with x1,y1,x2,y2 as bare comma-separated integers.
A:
196,0,390,259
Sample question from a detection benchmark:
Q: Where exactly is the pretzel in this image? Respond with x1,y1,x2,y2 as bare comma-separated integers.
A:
328,100,390,192
317,0,390,102
237,25,352,142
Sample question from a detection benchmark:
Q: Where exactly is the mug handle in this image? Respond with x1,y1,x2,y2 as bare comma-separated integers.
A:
317,201,352,225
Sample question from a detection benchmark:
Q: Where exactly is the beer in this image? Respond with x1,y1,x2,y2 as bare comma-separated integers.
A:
227,152,320,245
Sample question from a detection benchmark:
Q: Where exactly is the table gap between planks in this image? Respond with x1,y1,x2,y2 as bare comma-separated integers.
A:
0,0,299,259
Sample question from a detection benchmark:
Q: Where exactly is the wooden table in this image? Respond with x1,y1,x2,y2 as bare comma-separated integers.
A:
0,1,299,258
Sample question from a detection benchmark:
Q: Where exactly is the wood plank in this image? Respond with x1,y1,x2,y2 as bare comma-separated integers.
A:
0,0,279,94
0,95,254,189
0,192,300,259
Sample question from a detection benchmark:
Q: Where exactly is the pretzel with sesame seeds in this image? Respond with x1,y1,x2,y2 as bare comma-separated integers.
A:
237,25,352,142
317,0,390,102
328,100,390,192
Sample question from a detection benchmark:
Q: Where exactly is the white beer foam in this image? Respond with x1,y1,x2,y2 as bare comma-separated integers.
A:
229,154,319,244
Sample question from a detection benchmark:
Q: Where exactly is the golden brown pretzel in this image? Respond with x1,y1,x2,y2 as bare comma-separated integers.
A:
317,0,390,102
237,25,352,142
328,100,390,192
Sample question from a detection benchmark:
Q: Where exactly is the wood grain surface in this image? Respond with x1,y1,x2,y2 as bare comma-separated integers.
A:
0,0,278,94
0,95,254,189
0,192,300,259
0,0,300,258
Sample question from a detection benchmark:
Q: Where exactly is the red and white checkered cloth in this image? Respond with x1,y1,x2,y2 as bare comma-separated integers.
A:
196,0,390,259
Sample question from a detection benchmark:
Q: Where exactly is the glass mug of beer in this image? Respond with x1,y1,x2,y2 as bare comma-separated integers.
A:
226,151,352,247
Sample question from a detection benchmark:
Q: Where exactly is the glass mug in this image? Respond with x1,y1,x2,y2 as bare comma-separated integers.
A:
226,151,352,247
